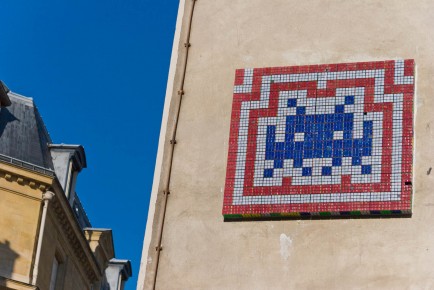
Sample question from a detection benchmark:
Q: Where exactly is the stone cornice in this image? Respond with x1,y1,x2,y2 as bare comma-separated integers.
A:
0,154,55,177
0,171,49,191
0,162,52,187
50,181,103,283
0,162,52,200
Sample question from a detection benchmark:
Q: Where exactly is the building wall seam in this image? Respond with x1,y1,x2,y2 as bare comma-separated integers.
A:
136,0,188,289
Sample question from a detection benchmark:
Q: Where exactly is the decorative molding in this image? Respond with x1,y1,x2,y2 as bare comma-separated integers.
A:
0,169,49,194
51,195,100,282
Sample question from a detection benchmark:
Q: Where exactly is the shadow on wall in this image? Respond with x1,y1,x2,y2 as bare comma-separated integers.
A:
94,244,112,290
0,108,19,137
0,240,19,278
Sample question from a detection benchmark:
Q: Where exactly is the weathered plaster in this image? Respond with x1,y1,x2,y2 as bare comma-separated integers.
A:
140,0,434,289
137,0,187,289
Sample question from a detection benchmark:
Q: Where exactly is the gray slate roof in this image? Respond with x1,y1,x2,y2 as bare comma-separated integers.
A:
0,93,54,170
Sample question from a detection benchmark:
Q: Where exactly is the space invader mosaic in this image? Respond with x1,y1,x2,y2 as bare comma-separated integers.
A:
223,60,414,219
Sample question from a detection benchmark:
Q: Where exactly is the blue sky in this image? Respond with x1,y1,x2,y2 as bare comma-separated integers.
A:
0,0,179,288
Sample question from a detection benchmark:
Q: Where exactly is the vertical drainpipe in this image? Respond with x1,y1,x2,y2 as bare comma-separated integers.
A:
64,160,73,199
151,0,197,289
31,191,55,285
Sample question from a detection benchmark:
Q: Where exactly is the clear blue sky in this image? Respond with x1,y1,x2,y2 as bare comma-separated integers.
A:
0,0,179,288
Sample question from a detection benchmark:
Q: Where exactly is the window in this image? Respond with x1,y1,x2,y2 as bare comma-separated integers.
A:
49,257,59,290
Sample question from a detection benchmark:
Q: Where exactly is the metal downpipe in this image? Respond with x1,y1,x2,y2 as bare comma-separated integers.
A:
151,0,197,289
31,191,55,285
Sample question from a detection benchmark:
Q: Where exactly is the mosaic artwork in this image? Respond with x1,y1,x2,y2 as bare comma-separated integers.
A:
223,60,414,219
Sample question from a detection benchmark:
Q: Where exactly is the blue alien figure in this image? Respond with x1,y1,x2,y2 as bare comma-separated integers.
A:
263,95,373,179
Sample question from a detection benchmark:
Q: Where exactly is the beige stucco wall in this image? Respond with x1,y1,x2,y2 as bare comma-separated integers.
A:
0,188,40,284
141,0,434,289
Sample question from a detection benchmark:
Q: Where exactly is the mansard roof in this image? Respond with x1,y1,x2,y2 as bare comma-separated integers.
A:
0,91,54,170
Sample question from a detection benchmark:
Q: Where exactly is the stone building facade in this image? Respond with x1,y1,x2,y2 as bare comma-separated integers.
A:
139,1,434,289
0,82,131,290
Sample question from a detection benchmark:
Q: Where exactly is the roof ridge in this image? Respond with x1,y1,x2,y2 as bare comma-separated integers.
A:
8,91,34,104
